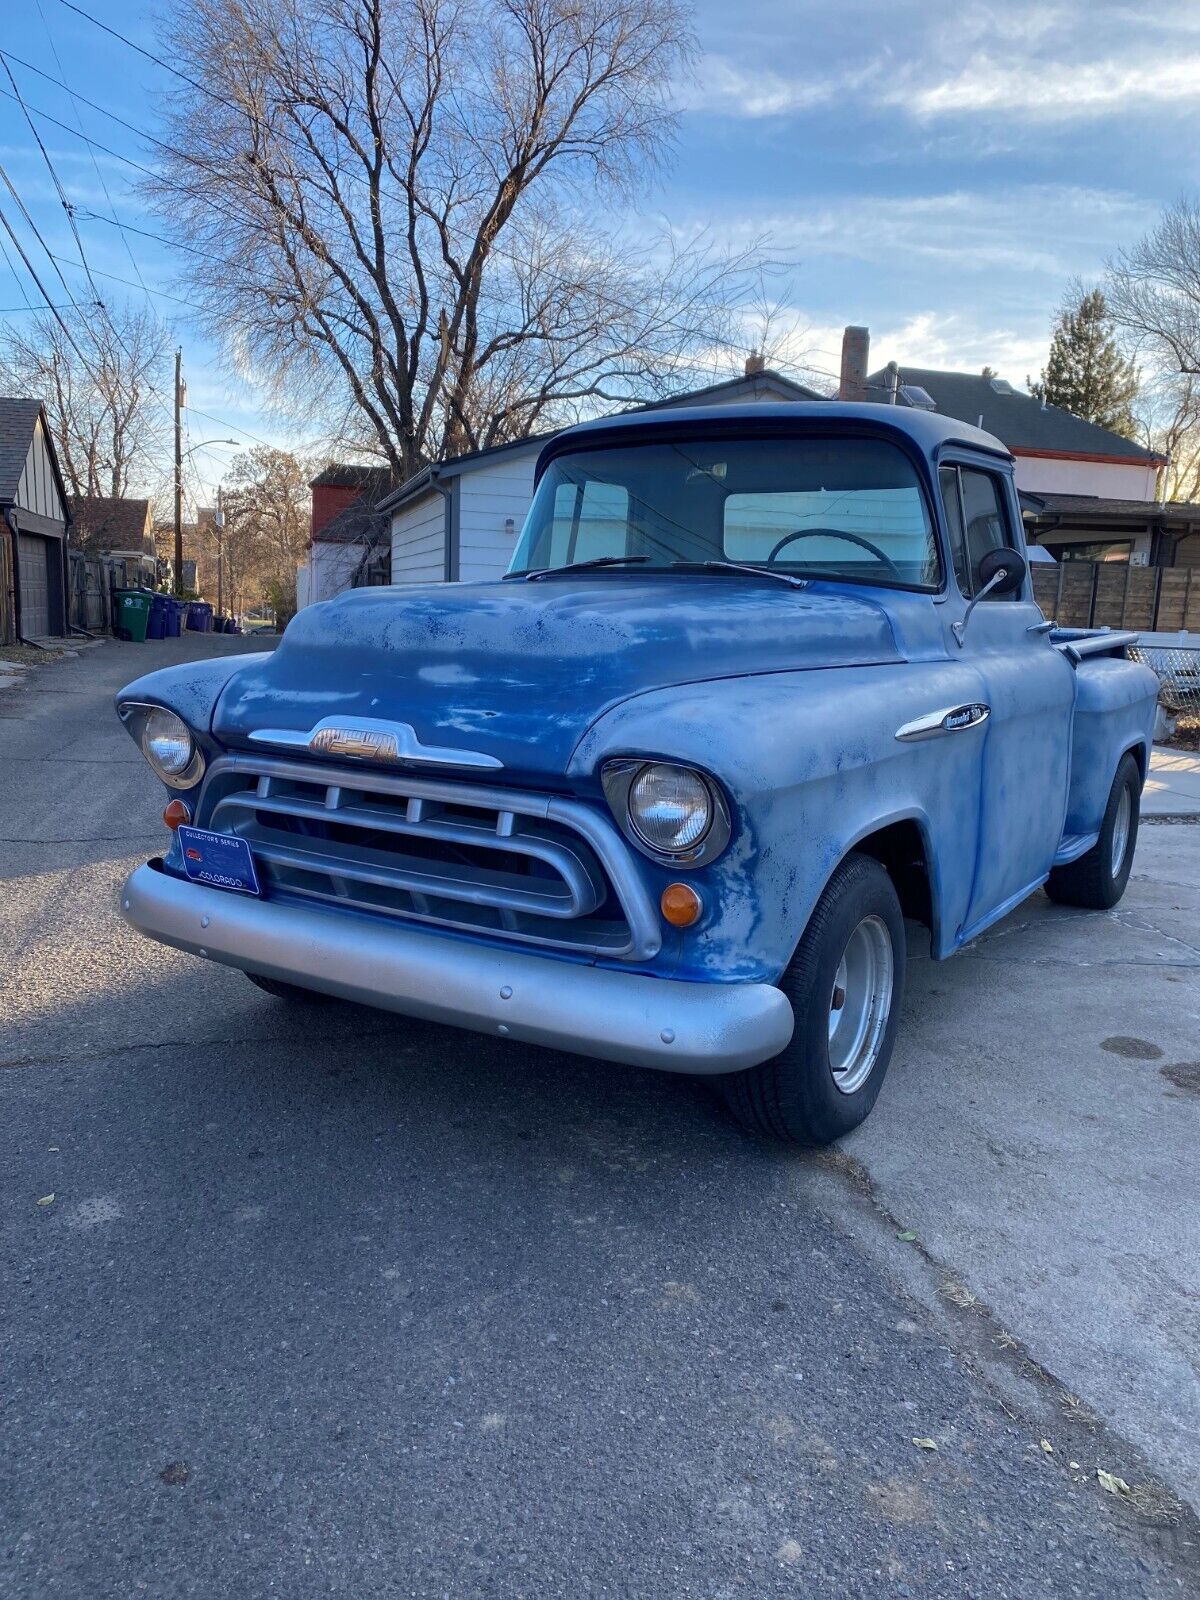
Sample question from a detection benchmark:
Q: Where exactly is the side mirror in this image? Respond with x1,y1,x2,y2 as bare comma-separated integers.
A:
977,546,1026,596
952,546,1028,647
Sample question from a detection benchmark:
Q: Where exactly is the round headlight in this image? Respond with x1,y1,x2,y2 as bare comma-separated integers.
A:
628,763,712,855
141,707,196,781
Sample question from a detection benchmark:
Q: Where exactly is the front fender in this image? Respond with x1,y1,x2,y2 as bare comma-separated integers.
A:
570,663,988,980
114,652,266,734
113,652,265,811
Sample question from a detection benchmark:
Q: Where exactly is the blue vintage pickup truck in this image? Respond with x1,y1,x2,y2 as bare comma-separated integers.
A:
117,403,1158,1144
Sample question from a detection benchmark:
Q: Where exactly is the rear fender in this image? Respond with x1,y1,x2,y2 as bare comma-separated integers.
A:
1063,655,1157,837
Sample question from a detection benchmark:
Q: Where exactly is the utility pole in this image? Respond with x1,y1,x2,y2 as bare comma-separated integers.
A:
215,485,225,617
173,348,183,596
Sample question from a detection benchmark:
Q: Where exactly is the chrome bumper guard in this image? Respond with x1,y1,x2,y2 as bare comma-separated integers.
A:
121,864,793,1075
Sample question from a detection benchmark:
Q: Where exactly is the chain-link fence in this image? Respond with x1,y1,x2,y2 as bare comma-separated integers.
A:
1130,644,1200,714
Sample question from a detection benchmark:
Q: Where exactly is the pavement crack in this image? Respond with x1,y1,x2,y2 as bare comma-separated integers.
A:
0,1024,402,1071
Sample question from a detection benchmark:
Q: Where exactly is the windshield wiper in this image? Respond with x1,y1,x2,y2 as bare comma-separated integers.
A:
506,555,653,582
672,560,809,590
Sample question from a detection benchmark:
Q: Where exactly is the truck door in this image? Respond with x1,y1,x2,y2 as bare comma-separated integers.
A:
938,460,1076,937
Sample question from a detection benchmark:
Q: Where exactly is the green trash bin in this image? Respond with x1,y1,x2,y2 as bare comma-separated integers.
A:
113,588,152,643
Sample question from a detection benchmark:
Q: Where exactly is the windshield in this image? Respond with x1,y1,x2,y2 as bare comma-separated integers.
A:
511,435,941,590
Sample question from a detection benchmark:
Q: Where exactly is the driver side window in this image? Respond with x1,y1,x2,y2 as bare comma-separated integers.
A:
940,464,1017,600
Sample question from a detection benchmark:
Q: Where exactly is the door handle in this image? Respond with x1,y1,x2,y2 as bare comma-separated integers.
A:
1027,619,1055,635
895,703,991,741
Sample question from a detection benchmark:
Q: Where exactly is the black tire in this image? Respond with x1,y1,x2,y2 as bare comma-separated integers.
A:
1045,752,1140,910
718,852,906,1146
244,971,340,1004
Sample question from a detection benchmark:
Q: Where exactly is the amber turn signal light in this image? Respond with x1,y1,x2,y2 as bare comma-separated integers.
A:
660,882,702,928
163,798,192,830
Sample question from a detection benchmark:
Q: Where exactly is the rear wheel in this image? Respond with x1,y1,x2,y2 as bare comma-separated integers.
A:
718,852,905,1145
244,971,340,1004
1045,752,1140,910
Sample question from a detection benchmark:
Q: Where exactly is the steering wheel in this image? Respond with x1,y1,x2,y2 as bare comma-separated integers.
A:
766,526,901,579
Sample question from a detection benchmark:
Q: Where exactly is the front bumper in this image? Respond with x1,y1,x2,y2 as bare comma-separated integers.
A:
121,864,793,1074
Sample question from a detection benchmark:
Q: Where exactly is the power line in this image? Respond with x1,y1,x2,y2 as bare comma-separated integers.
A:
0,300,81,312
0,165,276,456
0,53,105,310
57,0,233,119
45,252,207,311
31,0,151,298
70,209,214,262
0,180,101,368
0,156,88,313
0,228,33,309
50,1,385,203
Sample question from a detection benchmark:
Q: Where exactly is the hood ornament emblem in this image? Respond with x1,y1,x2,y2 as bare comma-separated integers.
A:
249,717,503,769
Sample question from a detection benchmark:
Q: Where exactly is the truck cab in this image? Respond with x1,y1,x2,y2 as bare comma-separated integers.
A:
116,403,1159,1144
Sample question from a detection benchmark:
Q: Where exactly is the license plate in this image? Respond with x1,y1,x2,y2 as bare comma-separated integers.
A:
176,826,261,896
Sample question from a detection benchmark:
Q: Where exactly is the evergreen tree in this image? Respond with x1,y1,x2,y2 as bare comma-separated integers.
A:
1028,288,1139,437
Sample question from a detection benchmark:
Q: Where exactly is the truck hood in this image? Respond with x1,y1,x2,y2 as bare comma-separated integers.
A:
213,577,901,780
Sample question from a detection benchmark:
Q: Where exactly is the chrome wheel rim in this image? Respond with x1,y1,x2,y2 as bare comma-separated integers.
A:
828,914,894,1096
1111,786,1132,877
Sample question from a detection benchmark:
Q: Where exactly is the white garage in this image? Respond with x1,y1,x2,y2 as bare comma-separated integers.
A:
0,398,72,642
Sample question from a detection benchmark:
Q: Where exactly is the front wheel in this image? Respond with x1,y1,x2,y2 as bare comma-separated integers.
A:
1044,752,1140,910
718,852,906,1145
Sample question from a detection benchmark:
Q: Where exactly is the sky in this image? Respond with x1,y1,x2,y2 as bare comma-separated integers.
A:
1,0,1197,505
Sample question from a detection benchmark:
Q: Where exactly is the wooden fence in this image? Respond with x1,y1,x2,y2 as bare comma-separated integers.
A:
68,550,115,633
1032,561,1200,633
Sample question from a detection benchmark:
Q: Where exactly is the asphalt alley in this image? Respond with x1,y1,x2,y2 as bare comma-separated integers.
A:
2,636,1197,1598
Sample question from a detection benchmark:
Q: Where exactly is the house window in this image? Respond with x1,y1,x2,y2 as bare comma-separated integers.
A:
1046,541,1132,563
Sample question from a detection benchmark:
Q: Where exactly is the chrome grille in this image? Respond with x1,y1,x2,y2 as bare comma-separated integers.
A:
194,754,661,961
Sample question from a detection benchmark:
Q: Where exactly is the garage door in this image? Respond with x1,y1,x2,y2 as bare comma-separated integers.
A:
17,534,51,636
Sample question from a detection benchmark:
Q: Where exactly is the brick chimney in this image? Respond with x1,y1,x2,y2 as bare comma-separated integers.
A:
744,351,766,377
838,325,870,402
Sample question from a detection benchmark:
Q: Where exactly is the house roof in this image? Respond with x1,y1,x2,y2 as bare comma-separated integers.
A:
0,397,47,504
1021,490,1200,527
375,432,556,515
625,368,827,411
867,367,1162,464
69,495,152,553
309,463,395,493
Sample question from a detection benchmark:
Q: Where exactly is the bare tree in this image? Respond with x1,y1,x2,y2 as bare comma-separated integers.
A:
1108,198,1200,380
146,0,758,478
0,301,170,498
220,445,314,620
1135,370,1200,502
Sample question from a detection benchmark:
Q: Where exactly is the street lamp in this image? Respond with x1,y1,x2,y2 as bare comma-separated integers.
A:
172,437,238,595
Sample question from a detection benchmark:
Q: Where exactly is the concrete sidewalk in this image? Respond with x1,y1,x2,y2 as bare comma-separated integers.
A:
1144,745,1200,817
840,821,1200,1513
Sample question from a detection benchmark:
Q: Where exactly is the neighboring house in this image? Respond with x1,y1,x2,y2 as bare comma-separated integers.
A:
377,368,825,591
153,507,217,594
299,464,394,606
69,495,158,589
860,354,1196,568
0,397,72,642
297,332,1197,609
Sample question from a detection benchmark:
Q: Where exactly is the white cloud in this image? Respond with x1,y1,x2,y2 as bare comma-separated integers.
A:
687,0,1200,125
686,59,841,118
902,53,1200,120
685,184,1154,282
